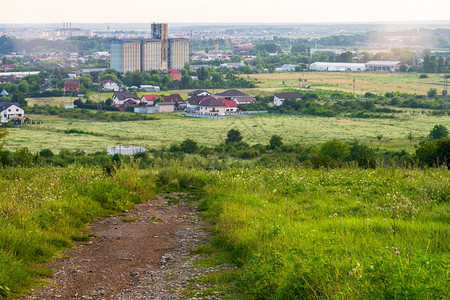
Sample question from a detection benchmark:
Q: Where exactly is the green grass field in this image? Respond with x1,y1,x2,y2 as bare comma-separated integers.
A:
5,111,449,153
244,72,447,95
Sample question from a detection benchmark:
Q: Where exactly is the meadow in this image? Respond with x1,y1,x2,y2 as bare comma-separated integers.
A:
199,167,449,298
5,111,449,153
1,164,448,298
244,72,447,95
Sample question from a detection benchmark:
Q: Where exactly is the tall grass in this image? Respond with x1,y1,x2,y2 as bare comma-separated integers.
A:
0,165,157,298
201,167,449,298
1,164,448,299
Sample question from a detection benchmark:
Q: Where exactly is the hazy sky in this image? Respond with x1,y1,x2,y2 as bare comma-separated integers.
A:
3,0,450,24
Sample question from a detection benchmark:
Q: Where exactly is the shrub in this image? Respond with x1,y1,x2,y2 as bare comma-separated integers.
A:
429,124,449,140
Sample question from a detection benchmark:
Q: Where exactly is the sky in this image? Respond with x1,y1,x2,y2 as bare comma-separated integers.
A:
3,0,450,24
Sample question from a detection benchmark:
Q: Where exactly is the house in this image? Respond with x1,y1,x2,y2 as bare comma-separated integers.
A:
282,64,298,72
217,98,238,113
40,84,54,92
273,92,302,106
140,94,159,106
185,95,209,112
168,69,182,82
214,89,256,105
163,94,183,104
112,91,140,105
188,90,211,97
0,75,19,84
63,81,79,94
0,90,8,97
155,102,175,113
1,64,18,71
0,102,24,123
366,61,404,72
140,85,160,92
199,97,227,116
117,100,139,111
102,80,119,92
220,61,245,69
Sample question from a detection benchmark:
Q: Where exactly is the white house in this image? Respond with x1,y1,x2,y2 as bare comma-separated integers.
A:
102,80,119,91
0,90,8,97
282,64,297,72
112,91,140,105
0,102,25,123
199,97,227,116
273,92,302,106
140,85,160,92
309,62,366,72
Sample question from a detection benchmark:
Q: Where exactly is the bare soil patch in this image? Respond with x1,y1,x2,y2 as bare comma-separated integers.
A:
21,193,219,299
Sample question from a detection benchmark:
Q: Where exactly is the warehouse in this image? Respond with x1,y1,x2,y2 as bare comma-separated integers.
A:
309,62,366,72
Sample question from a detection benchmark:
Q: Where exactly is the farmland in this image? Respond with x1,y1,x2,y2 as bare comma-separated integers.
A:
4,111,449,153
244,72,447,95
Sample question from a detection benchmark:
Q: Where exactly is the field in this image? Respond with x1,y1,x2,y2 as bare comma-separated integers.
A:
5,111,449,153
244,72,447,95
1,165,448,298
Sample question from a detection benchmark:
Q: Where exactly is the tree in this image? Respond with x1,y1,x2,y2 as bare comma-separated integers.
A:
197,67,210,81
269,135,283,150
225,129,243,144
320,140,349,161
427,88,437,98
180,139,198,153
105,98,113,106
12,93,27,107
415,138,450,168
429,124,449,140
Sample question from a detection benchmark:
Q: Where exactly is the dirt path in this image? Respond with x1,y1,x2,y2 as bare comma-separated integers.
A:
22,193,221,300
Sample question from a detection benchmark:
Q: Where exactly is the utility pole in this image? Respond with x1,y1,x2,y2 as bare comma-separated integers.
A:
353,78,356,97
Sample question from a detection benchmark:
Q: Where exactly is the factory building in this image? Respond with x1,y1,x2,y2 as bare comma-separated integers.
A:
110,23,189,73
110,39,142,73
169,38,190,70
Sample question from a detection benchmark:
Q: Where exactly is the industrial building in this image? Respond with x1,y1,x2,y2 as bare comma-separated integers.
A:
309,62,366,72
110,23,189,73
365,61,404,72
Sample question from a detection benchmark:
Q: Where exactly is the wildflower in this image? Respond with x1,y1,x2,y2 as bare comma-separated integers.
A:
395,251,400,254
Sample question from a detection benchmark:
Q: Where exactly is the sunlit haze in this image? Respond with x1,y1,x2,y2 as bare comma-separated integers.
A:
3,0,450,24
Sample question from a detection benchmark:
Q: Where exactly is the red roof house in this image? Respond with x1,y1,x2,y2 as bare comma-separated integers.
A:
1,64,17,70
168,69,182,82
64,81,79,94
140,94,159,106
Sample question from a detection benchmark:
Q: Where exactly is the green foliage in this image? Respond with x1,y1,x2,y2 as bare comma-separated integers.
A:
415,138,450,168
0,128,7,151
0,165,157,297
225,129,243,144
429,124,449,140
427,88,437,98
180,139,199,154
202,167,449,299
269,135,283,150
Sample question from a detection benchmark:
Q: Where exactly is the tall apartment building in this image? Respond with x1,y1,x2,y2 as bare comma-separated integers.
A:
110,39,141,73
110,23,189,73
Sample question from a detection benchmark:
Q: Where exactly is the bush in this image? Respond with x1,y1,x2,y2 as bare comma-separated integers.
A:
419,74,428,78
429,124,449,140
